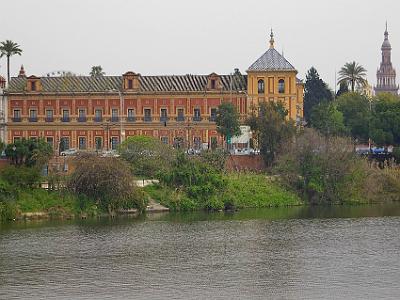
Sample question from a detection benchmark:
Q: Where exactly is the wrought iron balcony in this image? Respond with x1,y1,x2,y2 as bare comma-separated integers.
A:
45,117,54,122
61,117,70,122
78,117,87,122
209,116,217,122
192,116,202,122
12,117,22,122
28,117,38,122
144,116,152,122
160,116,169,122
176,116,185,122
127,116,136,122
94,117,103,122
111,117,120,122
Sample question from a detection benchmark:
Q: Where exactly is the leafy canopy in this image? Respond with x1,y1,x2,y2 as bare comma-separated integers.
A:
303,67,333,124
119,135,176,177
5,138,53,168
247,101,296,167
215,102,241,142
338,61,367,92
310,101,347,136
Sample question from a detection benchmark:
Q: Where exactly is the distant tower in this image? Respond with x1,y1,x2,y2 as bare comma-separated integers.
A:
374,23,399,95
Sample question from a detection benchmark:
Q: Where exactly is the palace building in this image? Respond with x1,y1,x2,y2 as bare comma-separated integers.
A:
3,32,304,152
374,24,399,95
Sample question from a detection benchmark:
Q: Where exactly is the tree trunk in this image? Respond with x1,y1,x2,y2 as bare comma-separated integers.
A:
351,80,355,92
7,55,10,84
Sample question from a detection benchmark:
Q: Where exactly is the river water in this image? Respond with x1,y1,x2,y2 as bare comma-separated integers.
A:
1,205,400,300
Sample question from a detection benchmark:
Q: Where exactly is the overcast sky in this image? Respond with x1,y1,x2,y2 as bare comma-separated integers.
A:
0,0,399,90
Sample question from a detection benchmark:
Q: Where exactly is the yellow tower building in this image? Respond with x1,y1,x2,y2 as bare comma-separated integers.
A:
247,30,304,121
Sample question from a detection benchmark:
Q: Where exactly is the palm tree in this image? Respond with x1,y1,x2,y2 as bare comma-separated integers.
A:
0,40,23,83
90,65,105,77
337,61,367,92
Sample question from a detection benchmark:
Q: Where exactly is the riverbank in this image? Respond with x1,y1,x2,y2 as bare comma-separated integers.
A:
144,173,303,211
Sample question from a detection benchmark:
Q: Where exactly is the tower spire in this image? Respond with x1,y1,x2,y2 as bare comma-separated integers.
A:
269,29,275,49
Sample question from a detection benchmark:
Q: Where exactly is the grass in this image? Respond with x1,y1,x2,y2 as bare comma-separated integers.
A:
144,173,302,211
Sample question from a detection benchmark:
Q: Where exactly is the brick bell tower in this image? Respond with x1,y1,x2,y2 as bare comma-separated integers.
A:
374,23,399,95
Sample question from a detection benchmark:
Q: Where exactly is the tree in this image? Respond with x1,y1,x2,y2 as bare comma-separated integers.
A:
215,102,241,149
336,92,371,141
370,94,400,145
0,140,4,154
118,135,176,178
310,102,347,136
303,67,333,124
336,82,349,98
68,155,144,212
5,138,53,168
90,65,105,77
0,40,22,83
276,128,363,204
247,101,296,167
338,61,367,92
159,152,225,209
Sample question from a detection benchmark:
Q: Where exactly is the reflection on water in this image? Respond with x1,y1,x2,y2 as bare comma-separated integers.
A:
1,204,400,300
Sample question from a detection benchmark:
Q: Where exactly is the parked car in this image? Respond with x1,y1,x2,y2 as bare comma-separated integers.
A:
60,148,78,156
101,150,120,157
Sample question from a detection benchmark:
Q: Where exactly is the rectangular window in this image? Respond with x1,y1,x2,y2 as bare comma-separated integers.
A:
111,108,119,122
193,108,201,121
78,109,86,122
31,81,36,91
60,137,70,151
193,137,201,150
95,109,102,122
46,137,54,148
210,108,217,122
95,137,102,150
160,108,168,122
161,136,169,144
176,108,184,122
211,79,216,89
29,109,37,122
13,109,21,122
128,79,133,89
78,137,86,150
144,108,152,122
111,137,119,150
46,109,53,122
62,109,70,122
127,109,135,121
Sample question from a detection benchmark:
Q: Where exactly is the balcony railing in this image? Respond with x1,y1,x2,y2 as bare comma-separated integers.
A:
160,116,169,122
94,117,103,122
176,116,185,122
127,116,136,122
28,117,38,122
209,116,216,122
45,117,54,122
192,116,202,122
12,117,21,122
144,116,152,122
61,117,70,122
111,117,119,122
78,116,87,122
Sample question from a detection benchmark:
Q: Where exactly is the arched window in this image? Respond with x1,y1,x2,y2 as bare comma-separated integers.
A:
258,79,265,94
278,79,285,93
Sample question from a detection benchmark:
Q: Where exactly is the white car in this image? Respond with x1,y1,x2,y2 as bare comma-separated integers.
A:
101,150,120,157
60,148,78,156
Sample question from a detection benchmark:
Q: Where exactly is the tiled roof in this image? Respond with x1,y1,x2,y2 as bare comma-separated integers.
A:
247,48,296,72
7,74,247,93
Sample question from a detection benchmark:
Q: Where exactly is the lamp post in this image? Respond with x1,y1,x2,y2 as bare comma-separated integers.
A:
101,119,117,151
